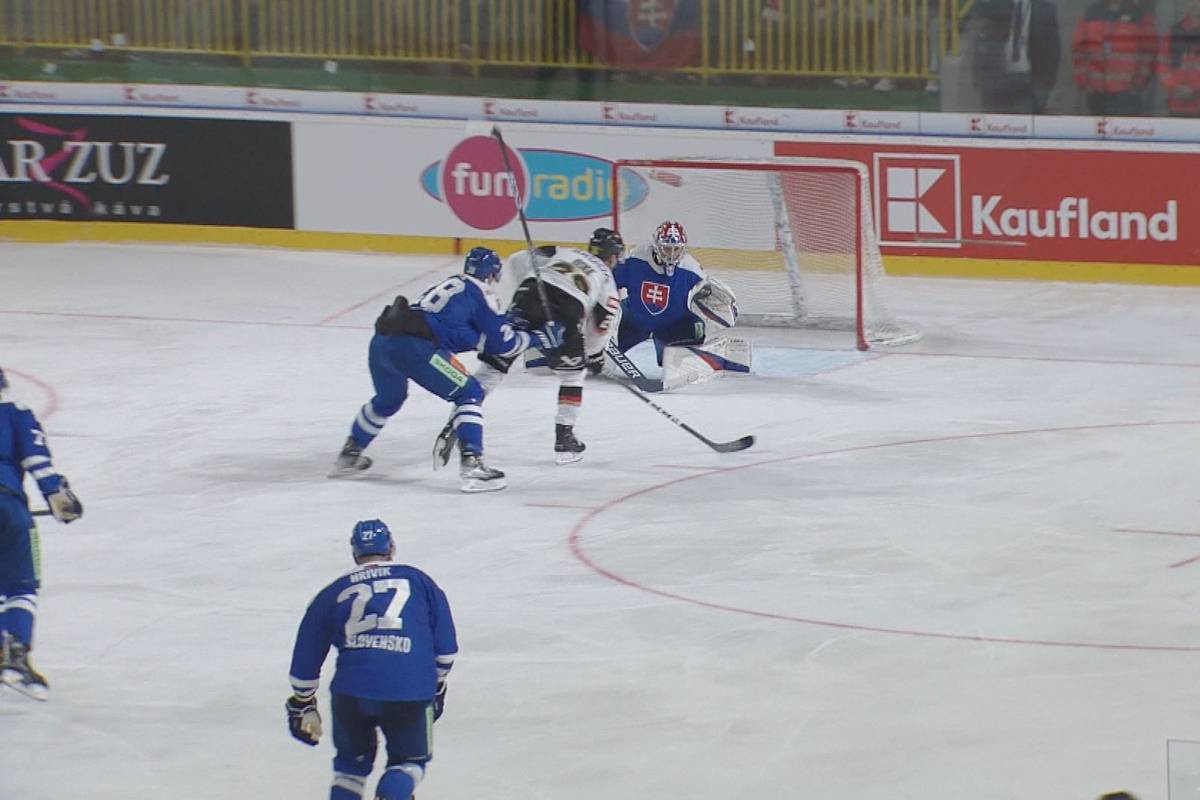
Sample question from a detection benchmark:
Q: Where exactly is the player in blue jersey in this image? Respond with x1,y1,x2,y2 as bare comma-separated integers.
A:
613,220,739,366
287,519,457,800
0,367,83,701
330,246,565,492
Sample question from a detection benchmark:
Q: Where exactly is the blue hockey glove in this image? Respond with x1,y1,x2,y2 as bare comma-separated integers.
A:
531,321,565,351
433,681,448,721
286,694,322,746
46,480,83,524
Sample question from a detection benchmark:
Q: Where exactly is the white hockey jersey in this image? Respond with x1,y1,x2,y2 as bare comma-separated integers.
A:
504,246,622,359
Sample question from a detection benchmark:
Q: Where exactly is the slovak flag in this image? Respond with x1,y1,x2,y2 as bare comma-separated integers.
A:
640,281,671,315
580,0,702,70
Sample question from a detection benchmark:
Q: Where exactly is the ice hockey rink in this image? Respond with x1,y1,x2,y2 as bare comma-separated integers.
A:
2,241,1200,800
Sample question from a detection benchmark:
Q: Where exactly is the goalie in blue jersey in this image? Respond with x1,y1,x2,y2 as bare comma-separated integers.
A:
330,246,565,492
286,519,457,800
611,221,747,389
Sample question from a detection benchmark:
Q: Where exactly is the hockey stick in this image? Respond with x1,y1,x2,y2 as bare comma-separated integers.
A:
491,125,554,322
603,341,664,393
606,377,754,453
31,509,52,518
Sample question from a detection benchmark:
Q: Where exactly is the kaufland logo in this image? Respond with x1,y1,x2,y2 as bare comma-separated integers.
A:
603,104,657,123
245,90,301,109
724,109,781,127
844,112,857,129
363,95,419,114
482,100,537,119
874,153,961,248
124,86,181,104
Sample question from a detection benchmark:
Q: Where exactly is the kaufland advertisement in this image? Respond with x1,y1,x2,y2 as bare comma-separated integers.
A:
775,140,1195,267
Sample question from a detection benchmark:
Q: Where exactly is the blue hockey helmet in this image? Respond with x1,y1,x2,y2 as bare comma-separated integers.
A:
463,246,502,283
350,519,394,558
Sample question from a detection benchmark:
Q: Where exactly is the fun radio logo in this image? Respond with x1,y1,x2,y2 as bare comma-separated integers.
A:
420,135,648,230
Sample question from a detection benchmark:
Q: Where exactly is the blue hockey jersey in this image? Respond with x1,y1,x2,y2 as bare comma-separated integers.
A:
416,274,529,358
613,244,708,334
289,562,457,702
0,392,64,504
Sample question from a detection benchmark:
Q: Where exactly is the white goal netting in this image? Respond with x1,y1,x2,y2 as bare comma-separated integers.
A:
613,157,920,349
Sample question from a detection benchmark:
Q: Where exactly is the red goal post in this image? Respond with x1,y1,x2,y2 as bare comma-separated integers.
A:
611,157,920,350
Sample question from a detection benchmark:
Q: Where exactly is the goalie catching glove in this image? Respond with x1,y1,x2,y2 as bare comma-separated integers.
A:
687,276,739,330
286,694,322,746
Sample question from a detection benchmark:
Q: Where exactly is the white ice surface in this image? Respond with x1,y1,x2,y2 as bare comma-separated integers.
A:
2,243,1200,800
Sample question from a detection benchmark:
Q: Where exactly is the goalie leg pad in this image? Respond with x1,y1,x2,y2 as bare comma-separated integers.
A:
661,336,753,391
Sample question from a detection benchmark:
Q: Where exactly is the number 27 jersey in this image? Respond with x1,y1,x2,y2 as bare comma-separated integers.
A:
289,562,458,702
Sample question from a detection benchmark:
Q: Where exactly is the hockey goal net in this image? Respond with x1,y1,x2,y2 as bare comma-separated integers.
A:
612,157,920,350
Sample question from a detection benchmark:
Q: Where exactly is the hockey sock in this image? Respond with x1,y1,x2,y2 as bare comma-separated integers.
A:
0,593,36,646
451,402,483,455
555,383,583,427
375,764,424,800
329,771,366,800
350,401,389,448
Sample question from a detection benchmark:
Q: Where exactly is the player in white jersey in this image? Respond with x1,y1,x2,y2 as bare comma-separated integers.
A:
435,235,622,465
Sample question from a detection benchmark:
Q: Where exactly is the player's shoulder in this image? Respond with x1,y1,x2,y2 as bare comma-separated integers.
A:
626,243,656,265
676,253,706,280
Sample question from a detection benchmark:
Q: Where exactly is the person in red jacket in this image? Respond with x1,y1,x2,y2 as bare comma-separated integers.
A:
1160,0,1200,117
1072,0,1158,115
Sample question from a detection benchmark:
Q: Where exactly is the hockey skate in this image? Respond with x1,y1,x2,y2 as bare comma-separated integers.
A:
432,420,457,470
459,453,506,493
329,437,372,478
1,637,49,701
554,424,586,465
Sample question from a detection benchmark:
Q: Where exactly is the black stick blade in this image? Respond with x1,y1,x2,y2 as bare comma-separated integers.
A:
711,435,755,453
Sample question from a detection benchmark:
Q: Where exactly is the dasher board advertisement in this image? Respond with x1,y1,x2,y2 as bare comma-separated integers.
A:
776,139,1199,268
0,113,294,227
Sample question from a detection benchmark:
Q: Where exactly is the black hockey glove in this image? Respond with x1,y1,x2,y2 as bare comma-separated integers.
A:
46,480,83,524
286,694,322,746
433,681,448,721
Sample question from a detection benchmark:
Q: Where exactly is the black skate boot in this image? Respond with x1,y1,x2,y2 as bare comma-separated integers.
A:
459,453,506,493
1,637,49,701
554,424,586,464
329,436,372,477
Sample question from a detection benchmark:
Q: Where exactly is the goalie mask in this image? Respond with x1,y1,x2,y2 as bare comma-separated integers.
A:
652,220,687,276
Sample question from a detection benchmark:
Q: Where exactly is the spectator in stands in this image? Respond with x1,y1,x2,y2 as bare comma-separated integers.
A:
969,0,1061,113
1071,0,1158,116
1160,0,1200,117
